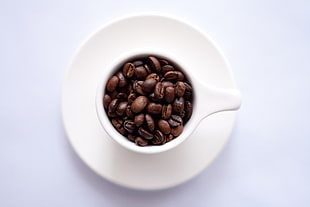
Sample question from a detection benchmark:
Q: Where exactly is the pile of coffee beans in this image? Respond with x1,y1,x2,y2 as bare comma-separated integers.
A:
103,55,193,146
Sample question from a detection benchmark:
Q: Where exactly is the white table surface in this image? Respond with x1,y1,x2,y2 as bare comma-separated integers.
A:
1,0,309,206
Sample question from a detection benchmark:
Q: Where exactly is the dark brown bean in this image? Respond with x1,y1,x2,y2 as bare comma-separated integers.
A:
164,71,184,81
146,73,160,81
127,93,137,104
133,80,146,95
148,93,160,102
103,94,111,110
158,119,171,134
147,102,162,115
171,115,183,125
133,60,144,67
124,120,136,133
154,82,164,99
152,130,165,145
127,134,136,142
116,101,128,116
111,118,123,129
164,86,175,103
175,81,186,97
161,65,175,74
134,113,145,127
142,78,157,93
162,104,172,119
161,81,174,88
144,63,152,74
135,136,148,146
147,56,161,73
159,59,169,66
138,127,153,140
173,97,185,112
185,101,193,120
135,66,148,80
145,114,155,131
123,62,135,78
116,92,127,100
131,96,148,113
106,76,119,92
109,90,118,99
166,134,174,142
107,111,117,118
117,127,128,136
171,125,183,136
126,105,134,119
108,98,119,112
116,71,127,88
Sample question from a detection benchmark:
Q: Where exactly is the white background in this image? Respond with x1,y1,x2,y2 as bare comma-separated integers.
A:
0,0,309,206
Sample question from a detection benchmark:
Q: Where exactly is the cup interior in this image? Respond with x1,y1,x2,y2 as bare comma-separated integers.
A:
96,49,199,154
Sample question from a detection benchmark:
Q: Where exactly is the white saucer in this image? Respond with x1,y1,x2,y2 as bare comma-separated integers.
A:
62,13,237,190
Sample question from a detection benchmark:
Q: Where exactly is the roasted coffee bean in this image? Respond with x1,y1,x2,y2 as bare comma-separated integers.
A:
116,71,127,88
184,82,192,92
111,118,123,129
152,130,165,145
127,93,137,104
107,111,117,118
131,96,148,113
164,86,175,103
149,93,160,102
133,80,146,95
106,76,119,92
185,101,193,120
116,92,127,100
144,63,152,74
138,127,153,139
159,59,169,66
123,63,135,78
162,104,172,119
135,136,148,146
164,71,184,81
166,134,174,142
142,78,157,93
158,119,171,134
154,82,164,99
109,90,118,99
161,81,174,88
134,113,145,127
127,134,136,142
147,102,162,115
103,94,111,110
171,125,183,136
145,114,155,131
108,98,119,112
173,97,185,112
135,66,148,80
124,120,136,133
168,119,179,127
161,65,175,74
127,83,134,94
126,105,134,119
117,127,128,136
171,115,183,125
133,60,144,67
147,56,161,73
146,73,160,81
116,101,128,116
175,81,186,97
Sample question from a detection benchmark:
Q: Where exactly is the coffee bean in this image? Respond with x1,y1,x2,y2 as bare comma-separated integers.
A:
147,102,162,115
161,81,174,88
127,134,136,142
146,73,160,82
116,71,127,88
152,130,165,145
134,113,145,127
159,59,169,66
108,98,119,112
135,136,148,146
116,92,127,100
127,93,137,104
106,76,119,92
171,115,183,125
158,119,171,134
145,114,155,131
135,66,148,80
111,118,123,129
123,62,135,78
166,134,174,142
175,81,186,97
184,82,192,92
107,111,117,118
116,101,128,116
173,97,185,112
138,127,153,140
133,80,146,95
133,60,144,67
185,101,193,120
154,82,164,99
144,63,152,74
126,105,134,119
103,94,111,110
147,56,161,73
162,65,175,74
117,127,128,136
142,78,157,93
164,86,175,103
164,71,184,81
161,104,172,119
109,90,118,99
171,125,183,136
124,120,136,133
131,96,148,113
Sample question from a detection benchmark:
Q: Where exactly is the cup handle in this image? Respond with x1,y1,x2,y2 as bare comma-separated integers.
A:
195,80,242,121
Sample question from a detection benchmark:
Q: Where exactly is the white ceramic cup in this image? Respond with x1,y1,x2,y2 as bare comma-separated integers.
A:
96,49,241,154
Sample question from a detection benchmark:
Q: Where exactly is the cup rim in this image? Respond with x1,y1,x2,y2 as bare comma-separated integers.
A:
95,48,200,154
